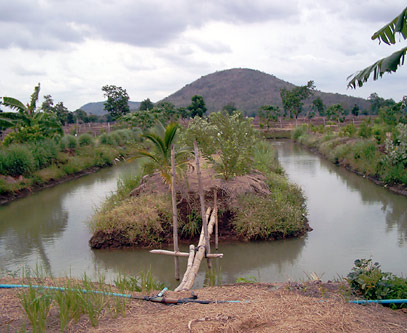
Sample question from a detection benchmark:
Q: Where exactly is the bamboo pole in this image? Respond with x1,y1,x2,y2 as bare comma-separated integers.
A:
175,208,217,291
149,249,223,258
193,141,211,267
214,189,218,250
171,145,180,280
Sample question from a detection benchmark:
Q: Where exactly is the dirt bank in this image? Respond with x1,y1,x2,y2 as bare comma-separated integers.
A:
0,166,103,206
1,277,406,332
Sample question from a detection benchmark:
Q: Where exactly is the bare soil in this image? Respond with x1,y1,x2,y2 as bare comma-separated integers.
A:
2,277,407,332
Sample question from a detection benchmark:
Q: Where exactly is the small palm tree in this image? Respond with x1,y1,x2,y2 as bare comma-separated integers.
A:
136,122,191,186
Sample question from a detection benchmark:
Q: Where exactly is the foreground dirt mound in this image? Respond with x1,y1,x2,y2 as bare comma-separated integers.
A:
2,278,406,332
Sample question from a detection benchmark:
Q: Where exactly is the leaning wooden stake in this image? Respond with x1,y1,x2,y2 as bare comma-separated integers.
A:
214,189,219,250
171,144,180,280
175,207,217,291
149,249,223,258
193,141,211,266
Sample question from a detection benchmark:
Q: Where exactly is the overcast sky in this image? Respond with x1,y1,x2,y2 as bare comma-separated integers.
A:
1,0,406,111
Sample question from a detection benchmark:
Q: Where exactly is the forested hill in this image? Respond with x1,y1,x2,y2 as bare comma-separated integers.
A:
79,101,141,115
162,68,370,114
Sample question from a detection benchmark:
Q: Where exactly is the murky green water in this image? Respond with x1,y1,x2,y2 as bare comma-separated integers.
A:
1,141,406,288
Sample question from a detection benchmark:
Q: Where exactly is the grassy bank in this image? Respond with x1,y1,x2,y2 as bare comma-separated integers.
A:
292,123,407,189
0,129,141,201
90,139,308,248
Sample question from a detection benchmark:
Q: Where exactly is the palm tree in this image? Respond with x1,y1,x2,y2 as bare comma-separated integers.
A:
0,83,63,143
136,122,191,186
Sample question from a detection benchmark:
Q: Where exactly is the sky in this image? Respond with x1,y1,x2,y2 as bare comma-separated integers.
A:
0,0,406,111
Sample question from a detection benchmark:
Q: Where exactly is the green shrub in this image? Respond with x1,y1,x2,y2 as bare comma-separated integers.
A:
29,139,58,169
234,192,306,240
347,259,407,309
78,133,94,147
61,135,77,149
339,123,356,137
358,121,372,138
292,125,308,140
93,146,116,166
2,144,35,176
99,133,114,145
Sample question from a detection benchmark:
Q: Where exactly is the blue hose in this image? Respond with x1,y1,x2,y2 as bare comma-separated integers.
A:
0,284,247,304
350,299,407,305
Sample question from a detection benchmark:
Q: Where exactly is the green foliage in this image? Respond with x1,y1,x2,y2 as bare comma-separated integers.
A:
136,122,190,186
339,123,357,137
292,124,308,141
312,97,326,116
114,268,165,293
139,98,154,111
18,285,52,332
358,120,373,138
347,259,407,308
1,84,63,144
280,80,315,119
348,7,407,88
183,111,258,180
78,133,94,147
236,276,257,283
326,104,346,122
0,144,35,176
29,139,58,169
382,124,407,183
258,105,281,129
179,210,201,239
102,85,130,120
187,95,207,118
61,134,77,149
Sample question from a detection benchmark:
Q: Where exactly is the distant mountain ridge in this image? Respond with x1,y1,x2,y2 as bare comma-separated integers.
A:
162,68,370,114
79,101,141,115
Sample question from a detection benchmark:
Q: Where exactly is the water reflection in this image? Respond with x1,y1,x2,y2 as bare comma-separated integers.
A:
0,188,68,274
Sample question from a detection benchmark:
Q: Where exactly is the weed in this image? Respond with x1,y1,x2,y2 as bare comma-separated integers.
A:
236,276,257,283
18,284,52,332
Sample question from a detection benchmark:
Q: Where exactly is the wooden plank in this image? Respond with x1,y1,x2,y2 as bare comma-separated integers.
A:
149,250,223,258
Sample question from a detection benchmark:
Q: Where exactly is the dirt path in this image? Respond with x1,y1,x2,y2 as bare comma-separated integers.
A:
1,278,406,332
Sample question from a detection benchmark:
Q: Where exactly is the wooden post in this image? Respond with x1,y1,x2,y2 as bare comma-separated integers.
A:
214,189,218,250
193,141,211,265
171,144,180,280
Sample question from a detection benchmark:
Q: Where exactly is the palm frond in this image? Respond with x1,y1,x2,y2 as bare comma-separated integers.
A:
372,7,407,44
347,46,407,88
134,150,161,164
143,132,167,156
1,97,27,113
164,123,179,150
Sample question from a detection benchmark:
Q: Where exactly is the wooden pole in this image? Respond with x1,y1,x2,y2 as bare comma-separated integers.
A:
149,249,223,258
214,189,218,250
171,144,180,280
193,141,211,265
177,208,217,291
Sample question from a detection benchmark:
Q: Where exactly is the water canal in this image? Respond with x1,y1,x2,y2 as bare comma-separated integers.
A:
1,140,406,288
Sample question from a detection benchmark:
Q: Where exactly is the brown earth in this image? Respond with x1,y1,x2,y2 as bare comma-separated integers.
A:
1,277,407,332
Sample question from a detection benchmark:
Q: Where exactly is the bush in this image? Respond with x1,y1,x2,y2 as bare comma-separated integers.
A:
339,123,356,137
358,121,372,138
347,259,407,309
292,125,308,141
99,133,114,145
78,133,94,147
29,139,58,169
61,135,77,149
1,144,35,176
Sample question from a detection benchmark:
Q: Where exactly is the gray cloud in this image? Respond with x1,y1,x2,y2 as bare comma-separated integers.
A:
0,0,300,50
